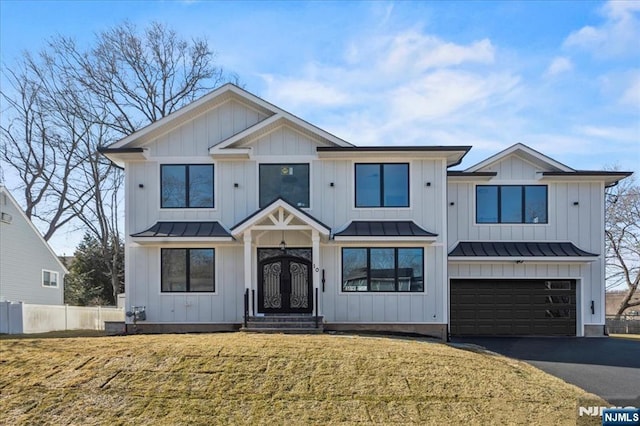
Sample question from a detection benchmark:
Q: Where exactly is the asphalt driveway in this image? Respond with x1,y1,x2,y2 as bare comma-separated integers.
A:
450,336,640,406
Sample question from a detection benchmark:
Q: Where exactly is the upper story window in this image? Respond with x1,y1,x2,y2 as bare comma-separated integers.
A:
161,248,215,292
342,247,424,292
259,164,309,208
476,185,548,224
42,270,59,288
355,163,409,208
161,164,214,208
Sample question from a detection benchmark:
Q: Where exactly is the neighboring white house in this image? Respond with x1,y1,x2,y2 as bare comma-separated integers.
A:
100,84,631,339
0,185,68,305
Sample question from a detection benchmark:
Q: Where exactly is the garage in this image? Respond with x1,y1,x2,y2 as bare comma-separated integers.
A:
450,279,576,336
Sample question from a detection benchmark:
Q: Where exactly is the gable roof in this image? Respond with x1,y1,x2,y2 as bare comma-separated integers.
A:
0,186,68,274
231,197,331,237
465,143,574,173
105,83,352,152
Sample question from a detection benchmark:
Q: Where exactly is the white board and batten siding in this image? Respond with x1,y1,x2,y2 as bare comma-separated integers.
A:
317,157,448,325
447,154,606,325
127,246,243,323
0,187,66,305
148,99,269,158
124,96,450,326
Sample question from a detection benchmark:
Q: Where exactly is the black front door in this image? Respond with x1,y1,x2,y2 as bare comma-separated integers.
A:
258,248,313,314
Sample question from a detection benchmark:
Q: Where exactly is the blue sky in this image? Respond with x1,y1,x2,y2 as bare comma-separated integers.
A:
1,0,639,254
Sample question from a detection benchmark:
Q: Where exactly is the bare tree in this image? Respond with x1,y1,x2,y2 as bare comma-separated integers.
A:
0,56,93,240
605,174,640,318
1,21,231,303
53,21,226,134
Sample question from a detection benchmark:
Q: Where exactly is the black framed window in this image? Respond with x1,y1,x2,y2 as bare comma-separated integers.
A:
342,247,423,292
161,248,215,292
161,164,214,208
476,185,547,224
355,163,409,207
259,163,310,208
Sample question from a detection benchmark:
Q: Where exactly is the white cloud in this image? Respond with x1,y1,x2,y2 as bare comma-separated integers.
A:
261,28,506,127
388,70,519,123
563,0,640,57
255,11,637,175
261,75,351,109
545,57,573,77
598,69,640,108
619,74,640,107
380,31,494,74
576,124,639,144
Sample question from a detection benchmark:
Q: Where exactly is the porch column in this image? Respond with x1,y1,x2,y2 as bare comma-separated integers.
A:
312,230,321,314
243,232,252,314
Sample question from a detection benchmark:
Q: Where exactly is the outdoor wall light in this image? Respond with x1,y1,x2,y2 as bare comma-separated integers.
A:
573,201,579,206
330,182,335,187
138,184,144,188
234,183,239,188
425,182,431,187
279,230,287,251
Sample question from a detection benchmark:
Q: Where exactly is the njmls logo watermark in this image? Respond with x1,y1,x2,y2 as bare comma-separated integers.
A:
577,406,640,425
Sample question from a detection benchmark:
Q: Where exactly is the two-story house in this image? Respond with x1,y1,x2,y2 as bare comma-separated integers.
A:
0,185,68,305
101,84,631,339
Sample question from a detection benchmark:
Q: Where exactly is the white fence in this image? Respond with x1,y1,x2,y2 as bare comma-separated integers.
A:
0,301,124,334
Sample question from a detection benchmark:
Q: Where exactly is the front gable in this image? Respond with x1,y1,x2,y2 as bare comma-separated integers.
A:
231,197,331,238
465,143,573,180
150,98,271,157
102,84,352,164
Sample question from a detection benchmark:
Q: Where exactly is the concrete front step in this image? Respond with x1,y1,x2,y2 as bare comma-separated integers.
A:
240,327,324,334
247,315,323,323
242,315,323,333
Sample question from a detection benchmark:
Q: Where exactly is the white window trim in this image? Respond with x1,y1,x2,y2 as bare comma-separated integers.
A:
42,270,59,288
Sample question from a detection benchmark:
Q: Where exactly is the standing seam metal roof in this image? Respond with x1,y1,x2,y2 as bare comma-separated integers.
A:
448,241,597,257
334,221,438,237
131,221,232,238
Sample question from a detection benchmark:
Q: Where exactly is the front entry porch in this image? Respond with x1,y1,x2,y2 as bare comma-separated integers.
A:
230,198,331,333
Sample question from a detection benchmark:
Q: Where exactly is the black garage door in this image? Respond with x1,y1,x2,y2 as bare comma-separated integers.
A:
450,279,576,336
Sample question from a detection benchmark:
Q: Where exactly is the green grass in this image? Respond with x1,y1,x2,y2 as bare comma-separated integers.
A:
610,333,640,340
0,333,604,425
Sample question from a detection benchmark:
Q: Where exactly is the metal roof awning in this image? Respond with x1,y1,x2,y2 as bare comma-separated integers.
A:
448,241,598,263
334,221,438,242
131,221,234,245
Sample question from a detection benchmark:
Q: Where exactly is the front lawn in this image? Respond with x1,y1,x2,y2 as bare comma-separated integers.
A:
0,333,604,425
